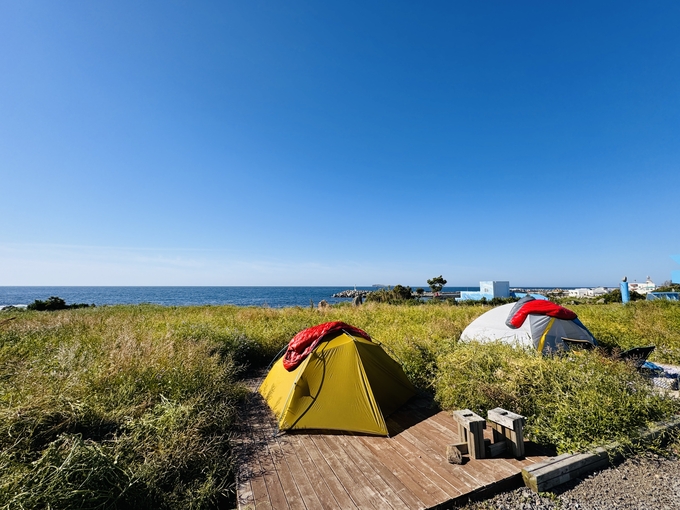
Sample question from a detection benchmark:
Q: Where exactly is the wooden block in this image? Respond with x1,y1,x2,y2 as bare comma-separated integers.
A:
468,418,486,459
489,421,525,459
522,414,680,493
452,409,487,430
522,448,610,493
446,444,464,464
452,409,487,459
487,441,507,458
511,423,525,458
488,408,526,430
488,408,526,458
458,423,467,443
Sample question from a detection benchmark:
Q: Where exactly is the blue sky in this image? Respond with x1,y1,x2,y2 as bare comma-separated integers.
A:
1,1,679,287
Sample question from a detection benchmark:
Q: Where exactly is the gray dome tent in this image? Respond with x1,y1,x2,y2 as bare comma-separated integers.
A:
460,296,597,353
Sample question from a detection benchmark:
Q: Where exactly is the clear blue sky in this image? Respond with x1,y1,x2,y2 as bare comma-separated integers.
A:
1,1,679,287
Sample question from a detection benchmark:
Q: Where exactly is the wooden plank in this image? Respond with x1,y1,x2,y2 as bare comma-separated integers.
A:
257,423,311,510
522,449,610,493
394,426,483,494
388,429,467,499
253,407,300,502
290,433,349,510
237,381,562,509
271,434,325,510
522,413,680,493
242,434,274,509
236,457,255,509
358,435,444,508
427,411,465,437
336,434,425,510
387,412,506,492
420,417,521,484
488,440,507,458
311,435,381,509
451,409,486,429
242,385,335,510
300,433,359,509
248,410,290,510
234,419,256,510
405,424,520,492
237,395,275,510
321,434,406,509
487,408,526,430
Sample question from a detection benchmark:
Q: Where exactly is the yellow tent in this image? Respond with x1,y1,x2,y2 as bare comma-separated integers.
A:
259,331,416,436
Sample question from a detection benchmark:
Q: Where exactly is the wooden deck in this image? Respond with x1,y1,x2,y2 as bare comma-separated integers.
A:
235,382,554,510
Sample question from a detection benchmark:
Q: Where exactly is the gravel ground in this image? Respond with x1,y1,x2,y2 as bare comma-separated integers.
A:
460,450,680,509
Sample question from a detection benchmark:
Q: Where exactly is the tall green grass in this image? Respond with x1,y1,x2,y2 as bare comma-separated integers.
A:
1,300,679,508
435,342,679,453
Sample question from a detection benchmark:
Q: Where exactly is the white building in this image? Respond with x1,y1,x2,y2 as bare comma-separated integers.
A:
568,287,609,298
629,278,656,295
458,281,510,301
568,288,591,298
588,287,609,297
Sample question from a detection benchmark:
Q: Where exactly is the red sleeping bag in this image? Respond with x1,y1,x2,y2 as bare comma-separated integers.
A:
508,299,577,328
282,321,371,371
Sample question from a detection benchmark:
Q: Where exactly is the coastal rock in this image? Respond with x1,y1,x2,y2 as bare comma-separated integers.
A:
332,289,370,298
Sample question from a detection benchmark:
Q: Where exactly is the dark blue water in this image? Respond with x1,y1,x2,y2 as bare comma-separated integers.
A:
0,286,482,308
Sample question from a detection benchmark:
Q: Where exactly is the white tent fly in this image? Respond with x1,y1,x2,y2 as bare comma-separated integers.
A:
460,297,597,353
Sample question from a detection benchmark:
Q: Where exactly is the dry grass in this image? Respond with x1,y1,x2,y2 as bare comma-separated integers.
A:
1,299,679,508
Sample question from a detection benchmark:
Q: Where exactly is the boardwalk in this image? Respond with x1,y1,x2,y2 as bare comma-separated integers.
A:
235,382,554,510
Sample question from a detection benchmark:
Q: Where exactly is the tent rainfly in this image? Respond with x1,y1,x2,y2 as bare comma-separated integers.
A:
259,322,416,436
460,295,597,353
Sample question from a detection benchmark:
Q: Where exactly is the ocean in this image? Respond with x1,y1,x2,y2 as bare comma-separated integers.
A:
0,286,483,309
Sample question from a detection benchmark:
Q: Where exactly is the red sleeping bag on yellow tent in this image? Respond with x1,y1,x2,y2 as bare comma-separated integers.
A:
282,321,371,371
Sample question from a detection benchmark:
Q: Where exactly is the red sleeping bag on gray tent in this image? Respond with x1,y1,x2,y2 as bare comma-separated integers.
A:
506,299,577,329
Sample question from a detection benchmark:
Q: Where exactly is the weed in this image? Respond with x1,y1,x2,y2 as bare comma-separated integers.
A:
1,301,679,507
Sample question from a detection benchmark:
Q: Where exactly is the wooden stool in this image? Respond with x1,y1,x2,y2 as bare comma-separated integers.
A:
487,407,526,458
452,409,487,459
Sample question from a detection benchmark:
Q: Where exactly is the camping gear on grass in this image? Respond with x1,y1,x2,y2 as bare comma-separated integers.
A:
259,321,416,436
460,296,597,353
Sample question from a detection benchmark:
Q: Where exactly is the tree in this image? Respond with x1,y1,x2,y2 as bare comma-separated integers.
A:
28,296,67,311
602,288,646,303
392,285,413,301
427,275,447,295
27,296,93,311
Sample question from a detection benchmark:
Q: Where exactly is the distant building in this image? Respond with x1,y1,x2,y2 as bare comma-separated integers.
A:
629,277,656,295
459,281,510,301
567,287,609,298
588,287,609,297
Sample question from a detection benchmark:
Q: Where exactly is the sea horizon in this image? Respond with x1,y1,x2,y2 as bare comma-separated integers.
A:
1,284,611,309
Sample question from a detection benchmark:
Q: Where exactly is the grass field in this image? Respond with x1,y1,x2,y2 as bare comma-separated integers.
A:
1,300,679,509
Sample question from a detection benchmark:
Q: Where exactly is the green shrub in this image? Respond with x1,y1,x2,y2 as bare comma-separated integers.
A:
27,296,93,311
602,288,646,303
435,342,680,453
364,285,416,304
